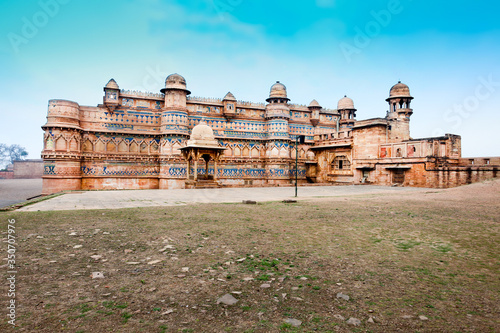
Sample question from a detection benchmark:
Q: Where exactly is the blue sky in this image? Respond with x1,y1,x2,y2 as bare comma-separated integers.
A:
0,0,499,159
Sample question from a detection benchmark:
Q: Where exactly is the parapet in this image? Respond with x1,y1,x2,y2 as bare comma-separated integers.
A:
42,99,81,130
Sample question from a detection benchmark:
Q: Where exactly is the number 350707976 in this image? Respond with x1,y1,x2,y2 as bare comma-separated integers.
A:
7,219,16,268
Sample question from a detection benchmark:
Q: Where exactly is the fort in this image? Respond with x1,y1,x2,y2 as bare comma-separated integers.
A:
41,74,499,194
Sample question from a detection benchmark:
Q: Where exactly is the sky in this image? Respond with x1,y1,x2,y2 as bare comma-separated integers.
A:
0,0,499,159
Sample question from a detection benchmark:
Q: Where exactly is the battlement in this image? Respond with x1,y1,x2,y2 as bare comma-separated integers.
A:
120,89,164,99
188,96,223,104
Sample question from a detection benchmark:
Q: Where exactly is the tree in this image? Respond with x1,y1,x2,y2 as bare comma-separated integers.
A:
0,143,28,169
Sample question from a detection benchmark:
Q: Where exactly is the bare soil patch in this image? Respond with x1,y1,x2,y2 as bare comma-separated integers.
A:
1,180,499,332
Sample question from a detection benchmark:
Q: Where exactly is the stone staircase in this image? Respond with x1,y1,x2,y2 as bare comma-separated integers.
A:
193,179,221,189
185,175,222,189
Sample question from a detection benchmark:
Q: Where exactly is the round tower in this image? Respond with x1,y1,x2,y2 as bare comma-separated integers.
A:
337,95,356,128
159,74,191,189
386,81,413,117
264,81,292,185
386,81,413,141
265,81,291,140
160,73,191,136
41,99,82,194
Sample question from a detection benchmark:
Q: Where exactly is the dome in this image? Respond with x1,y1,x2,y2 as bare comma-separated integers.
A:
161,73,191,94
186,120,218,147
191,121,214,140
308,99,321,108
104,78,119,90
267,81,289,100
337,95,355,110
166,73,186,86
223,92,236,101
388,81,413,99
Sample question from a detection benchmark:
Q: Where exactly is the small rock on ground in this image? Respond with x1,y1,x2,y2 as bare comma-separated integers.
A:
284,318,302,327
242,200,257,204
346,317,361,326
216,293,239,305
419,315,429,321
91,272,104,279
260,283,271,289
147,260,162,265
336,292,350,301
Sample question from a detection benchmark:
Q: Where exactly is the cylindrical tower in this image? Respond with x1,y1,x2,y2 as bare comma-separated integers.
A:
160,73,191,136
386,81,413,141
264,81,292,185
159,74,191,189
337,95,357,137
265,81,291,142
41,99,82,194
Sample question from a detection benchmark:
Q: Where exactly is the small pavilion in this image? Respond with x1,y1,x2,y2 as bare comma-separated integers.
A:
180,121,226,188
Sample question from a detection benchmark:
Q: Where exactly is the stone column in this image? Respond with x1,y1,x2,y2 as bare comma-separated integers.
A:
194,149,199,181
214,159,218,181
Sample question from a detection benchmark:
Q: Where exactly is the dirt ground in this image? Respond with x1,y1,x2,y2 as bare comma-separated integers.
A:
1,179,499,332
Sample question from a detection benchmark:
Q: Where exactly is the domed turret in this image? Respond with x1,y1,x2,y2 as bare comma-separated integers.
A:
337,96,355,110
308,100,322,127
308,99,321,108
161,73,190,135
386,81,413,114
386,81,413,141
161,73,191,94
266,81,290,103
337,95,356,128
388,81,412,99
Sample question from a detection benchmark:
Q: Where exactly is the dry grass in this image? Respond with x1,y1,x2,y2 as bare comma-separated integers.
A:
1,180,499,332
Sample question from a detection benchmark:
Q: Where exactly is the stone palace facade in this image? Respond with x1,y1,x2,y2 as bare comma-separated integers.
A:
41,74,499,194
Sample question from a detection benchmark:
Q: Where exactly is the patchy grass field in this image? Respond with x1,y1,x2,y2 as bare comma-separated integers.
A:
1,180,499,332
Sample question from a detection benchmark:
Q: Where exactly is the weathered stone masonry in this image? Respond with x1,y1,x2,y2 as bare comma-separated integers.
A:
41,75,499,194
